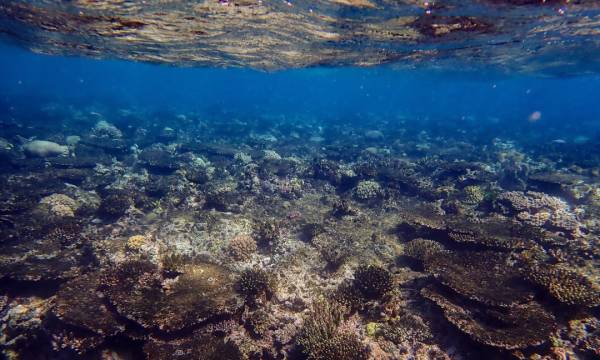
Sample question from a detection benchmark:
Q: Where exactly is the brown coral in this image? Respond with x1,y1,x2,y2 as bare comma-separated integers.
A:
227,234,257,261
421,285,556,350
526,263,600,307
403,238,445,261
424,250,534,307
104,259,243,332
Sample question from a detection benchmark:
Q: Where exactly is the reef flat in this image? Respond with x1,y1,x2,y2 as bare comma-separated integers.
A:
1,1,600,74
0,100,599,359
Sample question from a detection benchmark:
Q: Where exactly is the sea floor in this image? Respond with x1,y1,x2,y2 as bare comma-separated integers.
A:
0,102,599,359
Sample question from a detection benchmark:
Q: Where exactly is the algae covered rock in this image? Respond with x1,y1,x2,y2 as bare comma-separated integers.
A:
104,259,243,332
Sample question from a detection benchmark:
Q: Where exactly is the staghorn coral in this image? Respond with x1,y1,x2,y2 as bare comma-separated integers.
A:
253,218,282,249
295,300,368,360
227,234,257,261
526,263,600,307
421,285,556,350
311,229,354,268
402,238,445,261
353,265,392,300
424,250,534,307
104,259,243,332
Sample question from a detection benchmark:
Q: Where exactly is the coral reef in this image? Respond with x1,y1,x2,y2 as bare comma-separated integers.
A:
237,267,275,301
1,102,600,359
526,263,600,307
105,259,243,332
354,180,382,201
424,250,534,307
421,285,556,350
295,300,368,360
227,234,257,261
353,265,392,300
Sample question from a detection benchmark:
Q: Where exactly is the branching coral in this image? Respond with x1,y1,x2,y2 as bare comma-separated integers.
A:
227,234,257,261
353,265,392,300
403,238,445,261
295,300,368,360
526,263,600,307
237,267,275,300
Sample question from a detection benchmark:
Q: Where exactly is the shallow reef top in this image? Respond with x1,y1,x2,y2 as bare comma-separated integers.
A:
1,0,600,74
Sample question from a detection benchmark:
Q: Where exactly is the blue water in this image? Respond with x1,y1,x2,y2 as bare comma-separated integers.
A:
2,43,600,136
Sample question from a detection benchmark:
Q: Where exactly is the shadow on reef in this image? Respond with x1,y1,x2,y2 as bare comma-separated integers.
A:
0,99,599,359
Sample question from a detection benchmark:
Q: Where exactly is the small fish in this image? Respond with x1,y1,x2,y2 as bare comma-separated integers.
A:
551,139,567,144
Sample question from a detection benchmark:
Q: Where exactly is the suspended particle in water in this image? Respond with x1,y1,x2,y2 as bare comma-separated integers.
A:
528,111,542,123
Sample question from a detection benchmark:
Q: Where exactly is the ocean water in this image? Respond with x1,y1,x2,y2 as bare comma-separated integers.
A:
1,2,600,359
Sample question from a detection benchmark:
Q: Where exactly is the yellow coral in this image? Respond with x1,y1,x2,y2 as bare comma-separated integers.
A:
127,235,148,250
366,322,379,337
